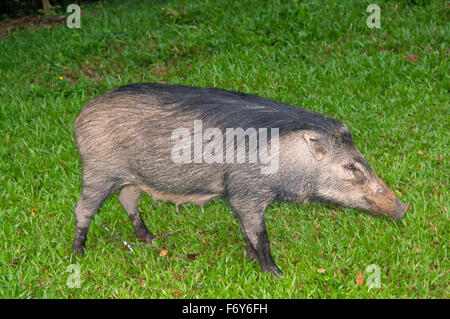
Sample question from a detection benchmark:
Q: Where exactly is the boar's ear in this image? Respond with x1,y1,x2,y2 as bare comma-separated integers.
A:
304,132,328,161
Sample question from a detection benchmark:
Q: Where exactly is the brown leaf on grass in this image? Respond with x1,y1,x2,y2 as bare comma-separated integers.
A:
429,265,438,270
83,66,95,78
317,268,326,274
170,289,182,297
159,249,168,257
406,54,418,63
356,270,364,285
186,253,199,261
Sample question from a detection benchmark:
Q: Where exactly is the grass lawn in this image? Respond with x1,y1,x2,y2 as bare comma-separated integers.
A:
0,0,448,298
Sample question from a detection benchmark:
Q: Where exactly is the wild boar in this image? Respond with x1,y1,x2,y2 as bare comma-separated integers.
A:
72,83,408,277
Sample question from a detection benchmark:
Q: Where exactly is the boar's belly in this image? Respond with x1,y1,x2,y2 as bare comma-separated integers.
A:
139,185,219,207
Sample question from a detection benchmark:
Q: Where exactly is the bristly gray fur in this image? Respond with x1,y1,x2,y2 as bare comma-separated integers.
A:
71,82,407,277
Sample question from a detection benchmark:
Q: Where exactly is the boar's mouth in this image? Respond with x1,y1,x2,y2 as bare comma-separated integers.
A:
362,177,409,220
363,195,409,220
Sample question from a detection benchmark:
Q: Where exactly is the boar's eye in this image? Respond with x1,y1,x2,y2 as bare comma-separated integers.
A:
344,163,356,171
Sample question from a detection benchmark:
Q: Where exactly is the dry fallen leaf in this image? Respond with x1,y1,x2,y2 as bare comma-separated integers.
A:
418,150,423,155
186,253,199,261
317,268,326,274
159,249,168,257
406,54,418,63
356,270,364,285
170,289,182,297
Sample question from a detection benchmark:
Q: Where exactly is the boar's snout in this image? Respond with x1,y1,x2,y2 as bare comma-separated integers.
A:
364,177,409,221
392,199,409,221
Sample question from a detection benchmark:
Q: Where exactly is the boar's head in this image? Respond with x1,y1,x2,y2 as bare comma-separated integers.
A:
303,124,408,220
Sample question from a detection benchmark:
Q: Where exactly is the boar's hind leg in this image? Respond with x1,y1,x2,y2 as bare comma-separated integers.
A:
238,223,258,262
72,181,117,255
230,200,283,277
118,186,156,242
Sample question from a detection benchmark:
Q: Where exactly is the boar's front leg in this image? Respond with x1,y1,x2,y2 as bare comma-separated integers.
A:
229,198,283,277
118,186,156,242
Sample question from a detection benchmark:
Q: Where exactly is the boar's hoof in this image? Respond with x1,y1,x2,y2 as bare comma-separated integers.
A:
136,230,156,242
263,265,284,278
72,244,86,257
